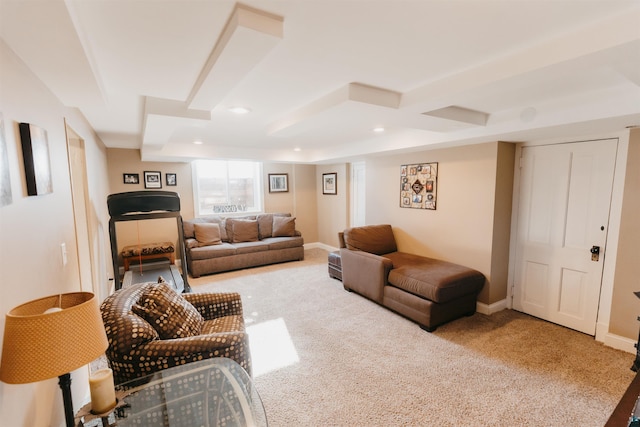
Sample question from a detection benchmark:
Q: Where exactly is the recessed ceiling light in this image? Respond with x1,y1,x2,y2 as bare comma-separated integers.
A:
373,127,385,133
193,140,203,145
293,147,301,152
228,106,251,114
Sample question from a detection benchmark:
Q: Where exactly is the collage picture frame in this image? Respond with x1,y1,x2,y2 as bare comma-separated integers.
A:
400,162,438,210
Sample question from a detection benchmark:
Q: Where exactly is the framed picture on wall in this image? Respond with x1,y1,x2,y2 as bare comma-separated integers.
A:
144,171,162,189
166,173,177,186
268,173,288,193
399,162,438,210
18,122,53,196
322,172,337,195
123,173,139,184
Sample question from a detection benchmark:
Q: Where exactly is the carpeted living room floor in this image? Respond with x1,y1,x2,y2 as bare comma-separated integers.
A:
187,248,635,427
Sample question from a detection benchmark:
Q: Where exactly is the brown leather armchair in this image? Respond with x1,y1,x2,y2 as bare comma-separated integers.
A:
100,282,251,384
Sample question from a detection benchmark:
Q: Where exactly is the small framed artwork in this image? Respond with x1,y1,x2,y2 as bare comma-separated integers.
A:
322,172,337,195
144,171,162,189
19,122,53,196
166,173,177,186
268,173,288,193
123,173,139,184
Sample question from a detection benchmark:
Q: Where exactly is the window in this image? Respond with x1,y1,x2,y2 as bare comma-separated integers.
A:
193,160,263,216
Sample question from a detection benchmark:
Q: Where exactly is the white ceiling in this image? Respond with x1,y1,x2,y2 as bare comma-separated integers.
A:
1,0,639,164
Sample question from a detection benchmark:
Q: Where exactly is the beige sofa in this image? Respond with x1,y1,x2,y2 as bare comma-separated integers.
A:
340,224,485,331
183,213,304,278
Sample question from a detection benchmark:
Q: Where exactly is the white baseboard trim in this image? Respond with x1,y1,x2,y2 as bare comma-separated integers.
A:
601,331,637,354
477,299,508,315
305,242,338,252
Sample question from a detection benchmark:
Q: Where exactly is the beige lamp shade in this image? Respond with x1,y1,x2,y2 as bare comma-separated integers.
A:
0,292,108,384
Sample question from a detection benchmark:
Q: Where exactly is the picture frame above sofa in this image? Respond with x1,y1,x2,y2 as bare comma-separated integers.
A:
268,173,288,193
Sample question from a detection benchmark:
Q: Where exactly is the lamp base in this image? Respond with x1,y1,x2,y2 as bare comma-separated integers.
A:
58,373,74,427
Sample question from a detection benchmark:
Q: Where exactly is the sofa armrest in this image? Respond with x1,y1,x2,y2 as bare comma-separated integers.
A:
185,238,198,249
182,292,244,320
141,331,247,355
340,249,393,303
110,331,251,384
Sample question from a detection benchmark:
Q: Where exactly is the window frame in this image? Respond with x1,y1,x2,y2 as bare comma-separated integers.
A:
192,159,264,217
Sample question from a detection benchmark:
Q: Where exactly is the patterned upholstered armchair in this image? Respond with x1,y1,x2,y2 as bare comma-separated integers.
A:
100,282,251,384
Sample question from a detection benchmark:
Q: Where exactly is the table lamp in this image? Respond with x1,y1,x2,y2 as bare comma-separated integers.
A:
0,292,109,427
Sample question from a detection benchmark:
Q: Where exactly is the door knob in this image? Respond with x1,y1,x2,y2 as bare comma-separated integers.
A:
591,245,600,261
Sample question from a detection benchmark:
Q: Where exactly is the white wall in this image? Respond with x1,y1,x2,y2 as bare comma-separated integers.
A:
0,39,111,427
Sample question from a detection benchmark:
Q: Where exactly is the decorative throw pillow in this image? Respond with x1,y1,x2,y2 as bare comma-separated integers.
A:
194,223,222,246
231,219,259,243
132,282,204,339
256,214,274,239
273,216,296,237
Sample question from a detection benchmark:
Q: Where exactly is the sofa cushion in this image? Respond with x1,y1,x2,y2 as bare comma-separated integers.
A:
264,236,305,250
184,216,228,242
230,219,259,243
257,214,274,239
131,282,205,339
257,213,290,239
189,243,237,260
194,223,222,246
386,252,485,303
233,241,270,254
273,216,296,237
100,284,160,352
343,224,397,255
224,216,256,241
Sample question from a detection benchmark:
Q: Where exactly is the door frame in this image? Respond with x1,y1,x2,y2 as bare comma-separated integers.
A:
506,130,631,346
64,122,97,296
350,161,366,227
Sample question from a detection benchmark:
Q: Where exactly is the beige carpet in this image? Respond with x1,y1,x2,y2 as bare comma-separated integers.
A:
190,248,635,426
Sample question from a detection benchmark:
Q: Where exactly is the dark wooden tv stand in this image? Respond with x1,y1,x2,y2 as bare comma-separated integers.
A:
606,371,640,426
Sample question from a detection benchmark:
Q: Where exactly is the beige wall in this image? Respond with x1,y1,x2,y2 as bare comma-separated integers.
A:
106,148,194,264
609,129,640,338
365,142,513,305
0,40,112,427
490,142,516,303
263,163,318,243
316,164,349,248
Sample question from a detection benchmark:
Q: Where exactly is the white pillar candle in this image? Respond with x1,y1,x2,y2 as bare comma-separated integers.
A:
89,368,117,414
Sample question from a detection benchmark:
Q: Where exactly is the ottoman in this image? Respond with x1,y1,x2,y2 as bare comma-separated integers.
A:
328,251,342,281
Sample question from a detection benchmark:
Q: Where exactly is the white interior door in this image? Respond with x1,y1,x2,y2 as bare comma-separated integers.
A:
513,139,618,335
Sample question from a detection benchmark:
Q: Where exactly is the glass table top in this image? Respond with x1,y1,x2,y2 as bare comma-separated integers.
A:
112,358,266,427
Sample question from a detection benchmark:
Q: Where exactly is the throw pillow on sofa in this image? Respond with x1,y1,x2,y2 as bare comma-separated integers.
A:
273,216,296,237
194,222,222,246
230,219,259,243
132,282,204,339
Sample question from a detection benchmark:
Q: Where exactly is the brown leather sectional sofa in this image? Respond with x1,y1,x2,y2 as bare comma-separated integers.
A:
340,224,485,331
